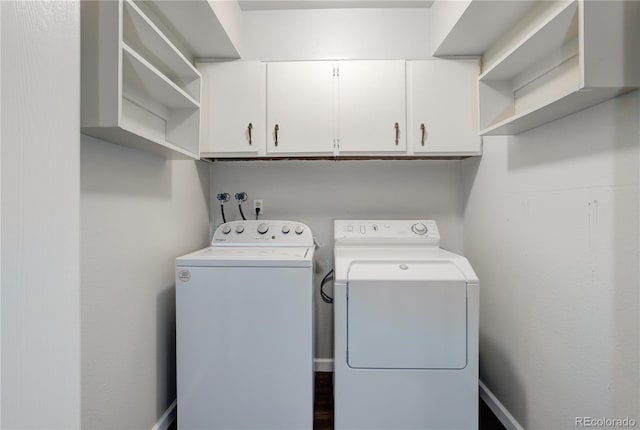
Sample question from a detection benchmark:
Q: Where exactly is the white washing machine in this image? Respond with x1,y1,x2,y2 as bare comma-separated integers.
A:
175,220,314,430
333,220,479,430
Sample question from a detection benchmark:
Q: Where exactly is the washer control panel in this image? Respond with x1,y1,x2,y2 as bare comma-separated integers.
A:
334,220,440,245
213,220,313,246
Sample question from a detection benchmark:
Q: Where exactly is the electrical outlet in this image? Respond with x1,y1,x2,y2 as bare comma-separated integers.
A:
253,199,264,215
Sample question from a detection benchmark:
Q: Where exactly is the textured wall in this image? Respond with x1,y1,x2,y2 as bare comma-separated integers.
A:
81,136,210,429
1,2,81,427
463,91,640,429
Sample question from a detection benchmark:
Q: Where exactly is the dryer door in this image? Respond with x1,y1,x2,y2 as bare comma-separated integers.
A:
347,261,467,369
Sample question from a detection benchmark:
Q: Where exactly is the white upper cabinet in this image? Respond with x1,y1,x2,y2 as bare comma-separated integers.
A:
266,60,406,155
199,61,266,156
267,61,336,154
408,59,481,155
337,61,407,153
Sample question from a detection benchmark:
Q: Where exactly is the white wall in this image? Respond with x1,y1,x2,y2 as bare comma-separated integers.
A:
1,1,81,427
242,8,431,60
462,91,640,429
81,136,210,428
211,160,464,360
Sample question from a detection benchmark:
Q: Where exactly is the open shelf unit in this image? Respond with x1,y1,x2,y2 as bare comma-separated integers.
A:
431,0,536,57
122,0,201,101
478,0,640,135
81,0,202,159
139,0,241,60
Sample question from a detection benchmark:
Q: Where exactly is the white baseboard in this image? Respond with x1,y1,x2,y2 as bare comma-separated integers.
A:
314,358,334,372
151,399,177,430
479,381,524,430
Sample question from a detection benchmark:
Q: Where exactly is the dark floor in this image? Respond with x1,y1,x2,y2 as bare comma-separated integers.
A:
173,372,506,429
314,372,506,430
479,394,506,430
314,372,335,429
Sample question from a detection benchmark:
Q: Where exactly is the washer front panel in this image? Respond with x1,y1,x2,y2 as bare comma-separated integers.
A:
176,265,314,429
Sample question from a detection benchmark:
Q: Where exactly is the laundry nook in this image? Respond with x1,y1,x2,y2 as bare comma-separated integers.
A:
1,1,639,430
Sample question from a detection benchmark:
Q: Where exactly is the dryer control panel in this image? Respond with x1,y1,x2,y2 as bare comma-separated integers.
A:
334,220,440,246
212,220,313,246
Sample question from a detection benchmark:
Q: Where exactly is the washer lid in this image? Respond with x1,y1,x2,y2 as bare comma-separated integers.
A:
176,246,313,267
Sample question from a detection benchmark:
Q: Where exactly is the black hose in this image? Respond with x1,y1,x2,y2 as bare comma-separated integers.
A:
238,204,246,221
320,269,334,304
220,204,226,223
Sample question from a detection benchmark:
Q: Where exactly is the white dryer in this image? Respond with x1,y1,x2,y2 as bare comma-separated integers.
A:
176,220,314,430
333,220,479,430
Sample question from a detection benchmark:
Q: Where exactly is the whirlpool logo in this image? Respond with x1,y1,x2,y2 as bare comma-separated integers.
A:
178,269,191,283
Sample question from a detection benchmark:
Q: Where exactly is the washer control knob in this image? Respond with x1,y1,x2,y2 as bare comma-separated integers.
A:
281,225,291,234
295,225,304,235
411,223,428,235
222,225,231,235
257,223,269,235
235,224,245,234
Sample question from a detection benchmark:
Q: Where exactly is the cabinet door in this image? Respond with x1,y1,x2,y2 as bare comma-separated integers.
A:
337,61,406,153
267,62,336,154
408,59,481,154
199,61,266,155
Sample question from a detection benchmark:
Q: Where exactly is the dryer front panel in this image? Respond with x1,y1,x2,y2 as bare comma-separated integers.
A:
346,261,467,370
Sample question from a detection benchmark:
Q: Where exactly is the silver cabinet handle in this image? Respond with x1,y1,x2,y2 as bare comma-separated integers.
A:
248,123,253,145
394,122,399,145
274,124,279,147
420,123,426,146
